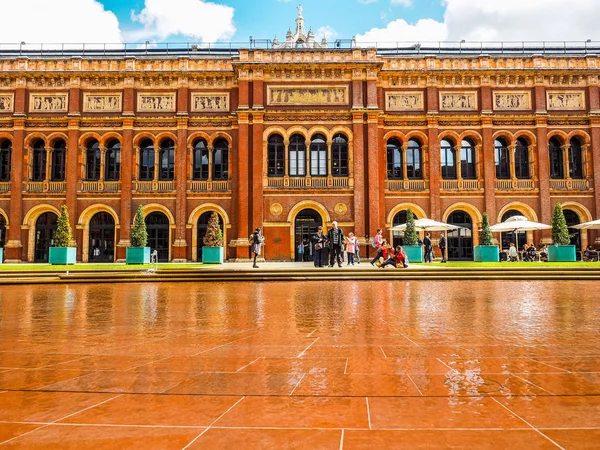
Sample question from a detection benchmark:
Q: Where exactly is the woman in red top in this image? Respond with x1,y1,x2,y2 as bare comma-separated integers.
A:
380,245,407,268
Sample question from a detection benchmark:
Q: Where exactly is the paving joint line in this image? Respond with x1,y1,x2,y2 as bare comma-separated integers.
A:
339,429,344,450
366,397,372,430
289,373,306,396
235,357,262,373
297,337,320,358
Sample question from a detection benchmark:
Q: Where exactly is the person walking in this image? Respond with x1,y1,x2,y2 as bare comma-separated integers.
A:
345,232,357,265
312,226,327,267
439,234,447,263
354,238,361,264
327,221,345,267
250,227,263,268
370,228,384,266
423,232,433,263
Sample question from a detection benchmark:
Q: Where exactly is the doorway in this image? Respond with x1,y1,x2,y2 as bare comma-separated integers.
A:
447,210,473,261
89,212,115,262
500,209,527,252
294,209,322,261
145,212,170,262
391,210,408,248
564,209,581,251
197,211,224,262
34,212,58,262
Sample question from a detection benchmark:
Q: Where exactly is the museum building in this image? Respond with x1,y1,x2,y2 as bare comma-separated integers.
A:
0,9,599,263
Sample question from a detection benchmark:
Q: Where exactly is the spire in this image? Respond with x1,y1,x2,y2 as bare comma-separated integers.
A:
272,6,327,49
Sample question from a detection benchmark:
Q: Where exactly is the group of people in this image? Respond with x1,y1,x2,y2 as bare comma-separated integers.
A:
367,229,409,269
311,221,360,267
507,242,548,262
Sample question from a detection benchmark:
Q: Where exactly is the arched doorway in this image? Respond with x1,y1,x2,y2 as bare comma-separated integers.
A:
501,209,527,251
447,210,473,261
294,209,322,261
564,209,581,251
145,212,170,262
35,212,58,263
89,212,115,262
392,210,408,248
197,211,224,262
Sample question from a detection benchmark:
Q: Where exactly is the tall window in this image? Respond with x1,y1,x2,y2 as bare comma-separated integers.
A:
139,139,154,181
515,138,530,179
495,138,510,179
32,140,46,181
331,134,348,177
158,139,175,180
267,134,285,177
461,139,476,179
569,138,584,179
51,140,66,181
105,140,121,181
86,139,101,181
549,138,564,179
310,134,327,176
440,139,456,179
289,134,306,177
0,140,11,182
406,139,422,179
192,139,209,180
213,138,229,180
386,138,402,179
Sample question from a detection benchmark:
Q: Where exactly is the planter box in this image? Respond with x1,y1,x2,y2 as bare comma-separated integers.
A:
474,245,500,262
49,247,77,265
548,245,576,262
403,245,423,263
126,247,150,264
202,246,224,264
0,247,3,263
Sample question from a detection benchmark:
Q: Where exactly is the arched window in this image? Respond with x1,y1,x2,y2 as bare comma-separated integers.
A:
139,139,154,181
515,138,530,179
310,134,327,177
0,140,12,182
31,140,46,181
289,134,306,177
267,134,285,177
158,139,175,180
331,134,348,177
460,139,476,180
51,139,66,181
86,139,101,181
569,138,584,179
105,140,121,181
495,138,510,179
386,138,402,179
213,138,229,180
440,139,456,179
549,137,564,179
192,139,209,180
406,139,422,179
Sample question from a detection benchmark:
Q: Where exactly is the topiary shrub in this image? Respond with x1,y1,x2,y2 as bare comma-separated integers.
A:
203,212,223,247
480,212,494,246
552,202,571,245
54,205,73,247
130,204,148,248
403,209,418,246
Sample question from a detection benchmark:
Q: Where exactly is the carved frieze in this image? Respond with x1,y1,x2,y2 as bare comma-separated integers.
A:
383,120,428,127
264,114,352,123
267,85,348,106
385,92,424,111
0,94,13,112
30,93,68,112
546,91,585,111
83,93,122,112
80,121,123,128
493,91,531,111
188,121,233,128
137,93,176,112
191,93,229,112
492,119,536,127
439,91,477,111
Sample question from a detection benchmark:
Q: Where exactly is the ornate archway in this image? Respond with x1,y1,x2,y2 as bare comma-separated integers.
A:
187,203,231,262
78,204,120,262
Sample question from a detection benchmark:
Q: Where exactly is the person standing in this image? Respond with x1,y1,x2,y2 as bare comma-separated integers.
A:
345,232,357,266
370,228,384,265
312,226,327,267
423,232,432,263
438,234,447,263
354,238,361,264
327,221,345,267
250,227,263,268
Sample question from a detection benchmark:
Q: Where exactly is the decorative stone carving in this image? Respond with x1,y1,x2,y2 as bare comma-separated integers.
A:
191,93,229,112
334,203,347,216
83,93,122,112
0,94,13,112
267,85,348,106
270,203,283,216
546,91,585,111
439,91,477,111
385,92,424,111
493,91,531,111
137,93,176,112
30,93,68,112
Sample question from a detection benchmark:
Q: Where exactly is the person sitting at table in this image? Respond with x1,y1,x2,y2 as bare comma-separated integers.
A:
523,243,537,262
507,242,519,262
539,244,549,262
584,245,599,262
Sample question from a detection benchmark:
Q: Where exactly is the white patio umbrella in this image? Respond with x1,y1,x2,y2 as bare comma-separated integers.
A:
488,215,552,247
571,219,600,230
390,218,464,232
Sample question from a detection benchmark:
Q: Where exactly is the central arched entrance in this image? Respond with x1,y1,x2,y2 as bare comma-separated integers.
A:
564,209,581,252
447,210,473,261
392,210,408,248
145,212,170,262
35,212,58,263
89,212,115,262
197,211,224,262
294,209,322,261
501,209,527,251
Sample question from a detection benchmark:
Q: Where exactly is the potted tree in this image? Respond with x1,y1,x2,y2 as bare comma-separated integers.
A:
548,202,576,262
202,212,224,264
126,205,150,264
402,209,423,263
49,205,77,264
474,213,499,262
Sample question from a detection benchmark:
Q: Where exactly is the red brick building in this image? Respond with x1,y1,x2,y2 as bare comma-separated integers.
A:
1,34,600,262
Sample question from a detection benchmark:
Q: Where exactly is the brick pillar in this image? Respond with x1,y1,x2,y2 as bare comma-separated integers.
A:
366,80,378,109
173,118,188,262
536,117,552,241
482,119,496,221
251,113,264,245
117,120,134,261
352,79,363,109
367,113,381,235
6,121,24,262
427,118,441,220
352,112,365,242
591,119,600,220
66,121,79,251
252,74,264,109
232,112,250,260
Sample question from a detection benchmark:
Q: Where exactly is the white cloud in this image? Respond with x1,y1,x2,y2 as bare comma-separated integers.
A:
130,0,235,42
358,0,378,4
356,18,447,44
317,26,339,42
391,0,412,5
0,0,122,44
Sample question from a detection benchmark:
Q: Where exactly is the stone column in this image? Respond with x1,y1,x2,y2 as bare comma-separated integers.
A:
232,112,250,260
536,117,552,240
251,112,264,242
173,117,188,261
99,147,106,182
427,116,441,220
352,112,365,243
481,121,496,221
6,120,25,262
455,145,463,187
561,144,571,181
401,144,408,182
117,120,134,261
509,144,517,182
367,112,381,233
66,120,79,248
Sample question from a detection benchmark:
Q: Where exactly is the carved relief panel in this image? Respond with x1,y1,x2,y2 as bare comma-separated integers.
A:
191,93,229,112
30,93,68,112
267,85,348,106
439,91,478,111
137,93,176,112
493,91,531,111
83,93,122,112
546,91,585,111
385,92,424,111
0,93,13,112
